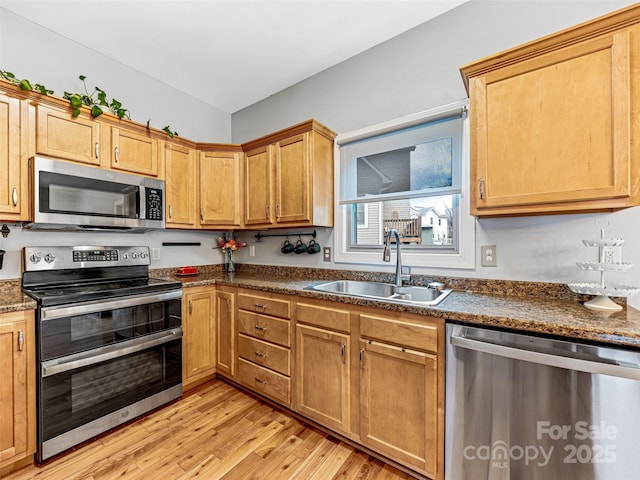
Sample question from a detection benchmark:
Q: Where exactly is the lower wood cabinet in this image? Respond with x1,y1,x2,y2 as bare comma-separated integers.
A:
360,339,438,477
294,301,353,435
220,289,444,480
236,290,292,406
0,310,35,471
214,287,236,379
182,286,216,389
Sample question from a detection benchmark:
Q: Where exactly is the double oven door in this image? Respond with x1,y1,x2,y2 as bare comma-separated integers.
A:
37,290,182,461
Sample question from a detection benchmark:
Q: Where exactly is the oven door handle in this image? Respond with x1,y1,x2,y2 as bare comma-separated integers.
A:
40,290,182,320
451,334,640,381
41,328,182,377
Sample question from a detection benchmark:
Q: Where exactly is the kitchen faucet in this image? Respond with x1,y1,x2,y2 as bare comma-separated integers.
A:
383,228,410,286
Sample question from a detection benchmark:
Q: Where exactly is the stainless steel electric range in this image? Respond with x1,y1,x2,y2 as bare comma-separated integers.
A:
22,245,183,462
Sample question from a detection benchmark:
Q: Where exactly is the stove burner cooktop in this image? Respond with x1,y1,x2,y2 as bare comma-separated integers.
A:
24,277,182,307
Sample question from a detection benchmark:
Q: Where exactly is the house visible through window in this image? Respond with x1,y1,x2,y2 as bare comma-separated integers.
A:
334,101,475,269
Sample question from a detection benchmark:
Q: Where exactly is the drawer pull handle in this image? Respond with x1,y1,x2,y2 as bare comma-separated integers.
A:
254,324,267,332
255,377,267,385
254,303,267,310
254,351,268,359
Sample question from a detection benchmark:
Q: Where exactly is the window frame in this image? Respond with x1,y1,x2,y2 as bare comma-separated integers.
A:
333,100,475,270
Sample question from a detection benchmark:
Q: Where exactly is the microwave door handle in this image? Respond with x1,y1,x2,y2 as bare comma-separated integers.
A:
137,186,144,219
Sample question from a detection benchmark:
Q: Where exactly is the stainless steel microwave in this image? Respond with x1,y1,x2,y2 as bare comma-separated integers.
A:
24,156,165,232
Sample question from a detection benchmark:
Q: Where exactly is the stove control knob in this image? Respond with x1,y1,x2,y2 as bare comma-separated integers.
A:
131,252,139,259
44,253,56,264
140,251,148,259
122,253,129,260
29,253,42,264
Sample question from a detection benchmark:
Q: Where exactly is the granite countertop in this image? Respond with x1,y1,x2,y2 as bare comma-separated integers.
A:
0,280,37,314
169,270,640,348
4,266,640,348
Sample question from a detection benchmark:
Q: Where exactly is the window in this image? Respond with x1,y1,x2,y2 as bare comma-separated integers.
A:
334,101,475,269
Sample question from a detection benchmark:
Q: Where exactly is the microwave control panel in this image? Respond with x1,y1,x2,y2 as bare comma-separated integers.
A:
145,188,163,220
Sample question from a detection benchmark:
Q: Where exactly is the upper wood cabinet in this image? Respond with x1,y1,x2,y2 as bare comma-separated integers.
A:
164,142,197,228
242,120,336,228
199,150,244,228
35,104,103,166
461,6,640,216
0,310,36,470
0,92,28,221
110,126,159,177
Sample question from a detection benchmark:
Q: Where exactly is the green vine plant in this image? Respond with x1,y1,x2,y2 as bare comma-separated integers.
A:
0,69,53,95
1,69,177,138
63,75,129,119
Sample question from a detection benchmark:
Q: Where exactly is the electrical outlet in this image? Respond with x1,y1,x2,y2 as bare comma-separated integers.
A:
249,245,256,257
603,246,615,264
323,246,332,262
151,248,160,261
481,245,497,267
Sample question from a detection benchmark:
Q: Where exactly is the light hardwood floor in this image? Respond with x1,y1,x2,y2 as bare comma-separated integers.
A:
4,379,414,480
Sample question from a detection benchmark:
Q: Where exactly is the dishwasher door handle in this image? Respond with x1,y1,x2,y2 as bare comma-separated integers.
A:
451,334,640,381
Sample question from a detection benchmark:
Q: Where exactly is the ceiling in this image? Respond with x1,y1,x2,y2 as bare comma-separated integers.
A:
1,0,468,113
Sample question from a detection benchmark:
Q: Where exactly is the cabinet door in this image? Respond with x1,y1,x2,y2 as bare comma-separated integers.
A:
274,133,311,224
36,104,102,166
0,94,27,219
0,312,32,468
183,289,216,388
471,31,632,215
244,145,273,226
295,324,350,433
200,151,243,228
111,127,159,176
215,290,235,378
165,143,197,228
359,340,438,477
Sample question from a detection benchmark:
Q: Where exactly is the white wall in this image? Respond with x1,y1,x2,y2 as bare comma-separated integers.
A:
0,223,226,281
0,7,232,281
230,0,640,309
0,8,231,143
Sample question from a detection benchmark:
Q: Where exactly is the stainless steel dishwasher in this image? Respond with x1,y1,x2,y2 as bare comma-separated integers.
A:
445,322,640,480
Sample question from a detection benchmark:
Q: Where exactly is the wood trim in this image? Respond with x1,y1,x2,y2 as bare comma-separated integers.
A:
460,3,640,91
241,119,337,151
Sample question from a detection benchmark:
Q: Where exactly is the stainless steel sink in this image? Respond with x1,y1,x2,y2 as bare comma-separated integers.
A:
306,280,452,306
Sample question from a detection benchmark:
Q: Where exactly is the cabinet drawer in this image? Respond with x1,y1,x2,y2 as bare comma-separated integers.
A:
238,311,291,347
238,293,290,319
237,358,290,405
296,302,351,333
238,334,290,376
360,314,438,353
